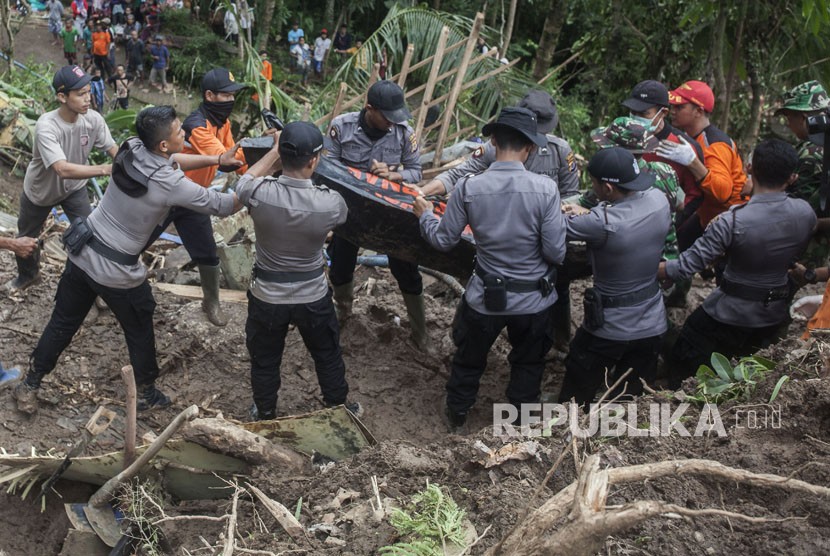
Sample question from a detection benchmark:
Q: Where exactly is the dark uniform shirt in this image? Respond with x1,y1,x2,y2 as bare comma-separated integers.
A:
70,138,237,289
324,111,422,183
666,191,816,327
436,135,579,196
419,160,566,315
566,188,670,341
236,174,348,304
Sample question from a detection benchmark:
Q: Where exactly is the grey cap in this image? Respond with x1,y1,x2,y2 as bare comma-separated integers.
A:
518,90,558,134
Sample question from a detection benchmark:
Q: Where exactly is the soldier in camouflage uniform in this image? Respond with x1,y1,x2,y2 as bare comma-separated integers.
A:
567,117,682,260
776,80,829,267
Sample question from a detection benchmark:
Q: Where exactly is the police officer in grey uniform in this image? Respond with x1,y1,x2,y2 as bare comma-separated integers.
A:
422,90,580,352
324,80,428,348
14,106,241,414
558,147,670,407
413,107,566,431
420,90,579,197
661,139,816,388
236,122,359,421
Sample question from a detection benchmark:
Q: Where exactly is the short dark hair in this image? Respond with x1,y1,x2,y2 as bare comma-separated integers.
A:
752,138,798,188
136,106,177,150
491,126,533,151
281,152,317,172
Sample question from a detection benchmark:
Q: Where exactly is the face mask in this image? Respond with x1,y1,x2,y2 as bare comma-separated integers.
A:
630,111,663,132
203,100,235,126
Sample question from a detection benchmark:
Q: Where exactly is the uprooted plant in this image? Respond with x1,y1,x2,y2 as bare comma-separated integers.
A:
686,352,789,405
379,482,471,556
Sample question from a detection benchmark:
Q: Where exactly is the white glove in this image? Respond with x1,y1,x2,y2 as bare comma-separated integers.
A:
791,294,824,321
655,137,697,166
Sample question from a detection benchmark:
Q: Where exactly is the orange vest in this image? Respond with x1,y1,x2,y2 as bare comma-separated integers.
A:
181,107,247,187
694,124,747,226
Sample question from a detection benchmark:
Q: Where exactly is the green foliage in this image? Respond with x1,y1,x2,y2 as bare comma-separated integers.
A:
687,352,784,405
0,59,57,115
163,9,243,89
379,483,469,556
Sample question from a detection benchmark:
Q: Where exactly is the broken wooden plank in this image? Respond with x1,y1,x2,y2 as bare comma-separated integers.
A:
247,483,306,542
153,283,249,304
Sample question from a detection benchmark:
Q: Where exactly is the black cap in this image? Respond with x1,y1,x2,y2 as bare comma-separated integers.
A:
481,107,547,148
587,147,655,191
53,65,92,94
367,80,412,124
201,68,246,94
621,80,670,112
518,90,558,134
279,121,324,157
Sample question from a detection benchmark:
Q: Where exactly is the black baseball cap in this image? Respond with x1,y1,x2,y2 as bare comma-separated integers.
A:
201,68,246,94
367,80,412,124
518,90,558,134
587,147,655,191
621,80,670,112
279,121,324,157
481,106,547,147
53,65,92,94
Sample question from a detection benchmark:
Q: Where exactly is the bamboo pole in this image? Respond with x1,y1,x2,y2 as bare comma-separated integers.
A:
433,12,485,168
389,39,465,81
418,125,477,158
397,43,415,88
317,81,349,128
414,26,450,141
404,49,498,100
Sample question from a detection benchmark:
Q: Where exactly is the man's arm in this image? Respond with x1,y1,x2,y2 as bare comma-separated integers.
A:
323,121,343,161
664,214,732,281
421,143,493,196
0,236,38,258
397,129,422,183
166,172,239,216
564,207,610,245
541,192,567,265
414,183,468,252
555,142,580,196
172,144,244,172
698,143,740,203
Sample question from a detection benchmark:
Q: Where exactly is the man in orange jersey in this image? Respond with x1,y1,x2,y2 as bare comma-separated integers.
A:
145,68,249,326
658,80,746,252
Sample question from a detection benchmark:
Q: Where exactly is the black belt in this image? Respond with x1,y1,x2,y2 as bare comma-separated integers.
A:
475,264,555,293
87,236,140,266
253,265,325,283
601,282,660,308
719,277,790,304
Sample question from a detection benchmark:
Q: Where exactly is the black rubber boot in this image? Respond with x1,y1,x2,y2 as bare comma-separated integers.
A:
6,249,41,292
250,402,276,421
137,383,172,411
198,264,228,327
445,406,468,434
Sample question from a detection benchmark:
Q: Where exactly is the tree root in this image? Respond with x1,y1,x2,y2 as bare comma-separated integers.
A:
488,455,830,556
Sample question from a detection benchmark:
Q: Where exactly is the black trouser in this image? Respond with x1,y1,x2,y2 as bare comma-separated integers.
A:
668,306,782,389
144,206,219,266
93,54,112,80
551,265,571,345
31,260,160,386
17,189,92,240
328,234,422,294
116,96,129,109
246,290,349,413
446,298,554,414
558,327,663,408
676,212,705,252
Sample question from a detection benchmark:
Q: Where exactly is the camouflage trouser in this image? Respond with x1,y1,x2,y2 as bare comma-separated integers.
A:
800,235,830,269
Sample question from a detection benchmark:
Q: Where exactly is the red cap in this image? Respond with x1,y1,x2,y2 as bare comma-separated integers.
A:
669,80,715,113
321,28,328,34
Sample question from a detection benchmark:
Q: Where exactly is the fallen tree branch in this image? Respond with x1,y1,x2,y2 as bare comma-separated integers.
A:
488,455,830,556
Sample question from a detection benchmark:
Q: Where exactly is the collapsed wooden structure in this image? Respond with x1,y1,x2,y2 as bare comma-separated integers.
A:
311,12,518,171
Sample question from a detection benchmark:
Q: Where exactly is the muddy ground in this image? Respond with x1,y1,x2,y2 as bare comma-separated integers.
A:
0,164,829,556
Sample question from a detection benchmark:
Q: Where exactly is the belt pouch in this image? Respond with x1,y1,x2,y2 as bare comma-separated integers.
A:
482,274,508,312
583,287,605,330
62,218,94,255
